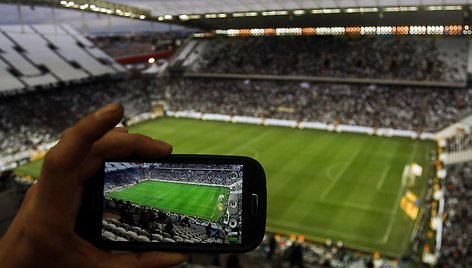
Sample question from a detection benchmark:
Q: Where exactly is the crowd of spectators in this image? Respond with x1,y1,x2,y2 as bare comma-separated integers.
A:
164,78,472,133
445,132,472,152
104,168,145,193
146,167,242,186
438,162,472,268
0,76,156,158
190,36,466,82
104,164,242,193
104,200,224,243
2,76,472,159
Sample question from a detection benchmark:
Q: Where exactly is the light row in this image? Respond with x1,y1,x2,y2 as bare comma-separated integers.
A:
166,5,470,22
195,25,469,37
59,1,147,20
57,2,470,24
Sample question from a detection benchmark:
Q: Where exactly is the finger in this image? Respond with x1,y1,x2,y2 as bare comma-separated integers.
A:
41,103,124,176
94,132,172,160
32,103,124,228
77,132,172,180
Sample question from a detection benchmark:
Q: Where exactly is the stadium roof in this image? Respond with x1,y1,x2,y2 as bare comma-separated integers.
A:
5,0,472,30
108,0,471,16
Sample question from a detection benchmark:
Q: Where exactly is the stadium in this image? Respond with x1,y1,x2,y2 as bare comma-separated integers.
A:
0,0,471,267
102,162,243,244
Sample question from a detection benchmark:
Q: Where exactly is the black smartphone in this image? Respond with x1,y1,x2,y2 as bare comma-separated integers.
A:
76,154,266,253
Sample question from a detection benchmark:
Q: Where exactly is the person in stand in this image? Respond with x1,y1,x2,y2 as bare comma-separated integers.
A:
164,219,175,238
0,103,187,268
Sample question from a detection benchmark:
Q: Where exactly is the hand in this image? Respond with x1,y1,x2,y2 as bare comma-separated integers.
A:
0,103,188,268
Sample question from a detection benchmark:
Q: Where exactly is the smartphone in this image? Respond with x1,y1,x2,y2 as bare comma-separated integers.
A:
75,154,266,253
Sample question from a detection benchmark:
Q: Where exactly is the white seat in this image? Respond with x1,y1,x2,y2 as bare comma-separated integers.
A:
152,234,163,241
116,237,128,242
137,235,151,242
116,227,127,234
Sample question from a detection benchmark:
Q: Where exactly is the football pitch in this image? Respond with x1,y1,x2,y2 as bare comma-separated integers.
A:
106,180,229,222
16,117,436,256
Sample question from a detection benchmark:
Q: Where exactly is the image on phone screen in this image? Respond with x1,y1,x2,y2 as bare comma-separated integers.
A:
101,162,243,244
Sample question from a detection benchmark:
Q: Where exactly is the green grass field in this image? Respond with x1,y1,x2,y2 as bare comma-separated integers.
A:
15,117,436,256
106,180,229,222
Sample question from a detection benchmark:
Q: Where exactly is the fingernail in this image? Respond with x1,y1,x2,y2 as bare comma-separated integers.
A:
95,103,122,118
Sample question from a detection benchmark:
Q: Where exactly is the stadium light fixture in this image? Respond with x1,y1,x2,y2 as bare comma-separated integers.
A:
179,14,190,21
323,8,341,14
205,14,218,18
384,6,418,12
148,58,155,64
293,10,306,15
345,7,378,13
244,12,258,17
204,24,471,38
217,13,227,18
426,6,443,11
232,12,244,17
444,6,462,11
261,11,277,16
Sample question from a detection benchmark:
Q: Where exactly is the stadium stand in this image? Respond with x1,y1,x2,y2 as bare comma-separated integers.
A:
33,25,115,76
3,25,89,81
181,36,467,83
0,59,24,91
0,24,124,93
445,132,472,152
0,29,57,89
0,77,153,158
438,162,472,267
161,78,472,132
1,76,472,158
60,24,126,73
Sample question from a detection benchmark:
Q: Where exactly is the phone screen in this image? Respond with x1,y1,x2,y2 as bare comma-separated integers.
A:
101,162,243,244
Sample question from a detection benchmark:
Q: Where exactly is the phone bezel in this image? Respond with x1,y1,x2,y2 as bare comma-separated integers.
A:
76,154,266,253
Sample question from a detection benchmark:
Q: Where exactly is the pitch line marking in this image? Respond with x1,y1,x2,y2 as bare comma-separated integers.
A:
322,199,391,214
376,165,391,191
320,148,361,200
381,172,407,243
408,141,419,163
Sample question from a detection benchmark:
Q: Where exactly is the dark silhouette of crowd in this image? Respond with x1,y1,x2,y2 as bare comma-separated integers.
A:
189,36,466,82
